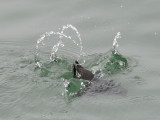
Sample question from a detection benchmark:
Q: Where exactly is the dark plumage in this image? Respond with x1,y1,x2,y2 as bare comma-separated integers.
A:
72,61,94,81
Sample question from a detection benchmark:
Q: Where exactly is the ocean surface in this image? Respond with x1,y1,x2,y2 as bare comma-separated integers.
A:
0,0,160,120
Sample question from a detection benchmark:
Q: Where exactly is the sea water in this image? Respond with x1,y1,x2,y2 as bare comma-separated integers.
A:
0,0,160,120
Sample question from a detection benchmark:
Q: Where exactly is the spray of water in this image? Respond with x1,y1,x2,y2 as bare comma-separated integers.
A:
112,32,121,52
35,24,85,67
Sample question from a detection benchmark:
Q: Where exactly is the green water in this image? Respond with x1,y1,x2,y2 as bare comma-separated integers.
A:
0,0,160,120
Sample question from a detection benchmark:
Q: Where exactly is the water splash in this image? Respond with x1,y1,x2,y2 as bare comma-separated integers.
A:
34,29,129,98
35,24,85,67
112,32,121,52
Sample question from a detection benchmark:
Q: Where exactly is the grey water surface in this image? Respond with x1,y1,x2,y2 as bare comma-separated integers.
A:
0,0,160,120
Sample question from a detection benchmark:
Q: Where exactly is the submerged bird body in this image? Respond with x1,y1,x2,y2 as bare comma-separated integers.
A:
72,61,126,95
